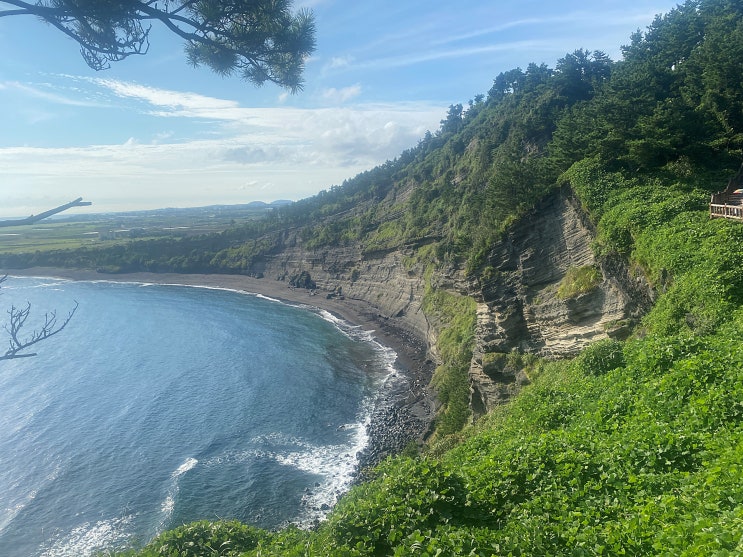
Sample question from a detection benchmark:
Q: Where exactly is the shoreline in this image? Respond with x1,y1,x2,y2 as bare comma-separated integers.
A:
5,267,436,472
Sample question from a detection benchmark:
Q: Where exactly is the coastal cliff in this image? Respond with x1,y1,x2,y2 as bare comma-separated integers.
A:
258,244,430,342
465,189,652,415
3,185,652,439
247,186,651,421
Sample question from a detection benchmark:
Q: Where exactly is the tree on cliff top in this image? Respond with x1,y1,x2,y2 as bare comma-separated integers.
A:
0,0,316,92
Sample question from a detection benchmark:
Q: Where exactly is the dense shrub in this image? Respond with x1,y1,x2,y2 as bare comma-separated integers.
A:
135,520,266,556
422,287,477,436
572,338,625,375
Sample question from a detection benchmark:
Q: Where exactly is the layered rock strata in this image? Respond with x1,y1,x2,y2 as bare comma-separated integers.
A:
251,188,648,425
468,189,649,416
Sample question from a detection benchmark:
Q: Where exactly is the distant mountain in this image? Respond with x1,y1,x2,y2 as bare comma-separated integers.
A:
244,200,294,209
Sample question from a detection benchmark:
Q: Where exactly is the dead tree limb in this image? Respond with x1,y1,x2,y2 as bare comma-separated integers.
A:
0,197,92,228
0,275,79,361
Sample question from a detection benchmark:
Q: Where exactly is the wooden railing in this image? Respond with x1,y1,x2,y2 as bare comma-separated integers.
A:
710,192,743,221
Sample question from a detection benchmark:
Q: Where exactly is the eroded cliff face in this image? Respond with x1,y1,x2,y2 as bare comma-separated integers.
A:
249,188,648,419
467,189,650,416
254,243,430,341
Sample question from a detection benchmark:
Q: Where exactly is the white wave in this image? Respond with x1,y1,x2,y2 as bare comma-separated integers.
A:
39,515,134,557
142,282,236,294
125,280,285,304
317,308,347,328
269,411,373,527
310,307,400,381
172,457,198,478
157,457,198,530
273,440,363,526
252,292,282,303
0,501,26,538
195,425,372,528
4,277,70,290
161,495,175,516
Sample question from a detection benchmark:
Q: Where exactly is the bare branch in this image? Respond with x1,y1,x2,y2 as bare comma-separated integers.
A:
0,276,79,361
0,197,92,228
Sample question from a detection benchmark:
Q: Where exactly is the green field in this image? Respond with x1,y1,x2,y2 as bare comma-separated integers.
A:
0,204,278,255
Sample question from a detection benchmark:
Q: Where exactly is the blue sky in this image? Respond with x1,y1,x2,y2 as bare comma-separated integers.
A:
0,0,681,217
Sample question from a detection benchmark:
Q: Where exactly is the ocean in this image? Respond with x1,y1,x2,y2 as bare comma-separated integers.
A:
0,276,398,557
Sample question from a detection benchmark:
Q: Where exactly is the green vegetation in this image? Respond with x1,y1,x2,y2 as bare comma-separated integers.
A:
571,338,625,376
556,265,602,299
10,0,740,553
113,520,268,556
0,205,276,255
422,284,477,438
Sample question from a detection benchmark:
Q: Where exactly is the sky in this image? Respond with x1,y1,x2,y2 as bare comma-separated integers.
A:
0,0,683,217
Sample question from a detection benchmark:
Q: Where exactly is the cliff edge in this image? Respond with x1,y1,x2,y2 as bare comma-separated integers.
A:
248,187,650,421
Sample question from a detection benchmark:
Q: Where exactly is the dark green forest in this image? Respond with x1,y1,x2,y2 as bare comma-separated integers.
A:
7,0,743,554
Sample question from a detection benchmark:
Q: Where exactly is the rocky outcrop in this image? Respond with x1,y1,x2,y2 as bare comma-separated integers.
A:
288,270,316,290
469,352,531,417
467,188,649,416
254,244,430,342
248,187,648,421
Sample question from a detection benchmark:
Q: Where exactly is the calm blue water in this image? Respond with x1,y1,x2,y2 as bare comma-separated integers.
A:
0,276,396,557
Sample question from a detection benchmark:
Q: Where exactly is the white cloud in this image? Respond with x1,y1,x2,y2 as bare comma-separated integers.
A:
323,6,668,80
93,78,238,111
432,11,652,47
327,55,354,69
0,80,103,107
90,78,245,122
348,40,551,72
321,84,362,103
0,77,445,215
151,131,175,144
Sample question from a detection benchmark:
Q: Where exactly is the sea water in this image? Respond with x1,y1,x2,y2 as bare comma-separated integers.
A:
0,276,397,557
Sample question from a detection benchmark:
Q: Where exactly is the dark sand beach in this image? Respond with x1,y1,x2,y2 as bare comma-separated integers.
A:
5,268,436,472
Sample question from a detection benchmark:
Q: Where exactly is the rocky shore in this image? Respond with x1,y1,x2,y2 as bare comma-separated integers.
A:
353,315,437,479
6,267,438,475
